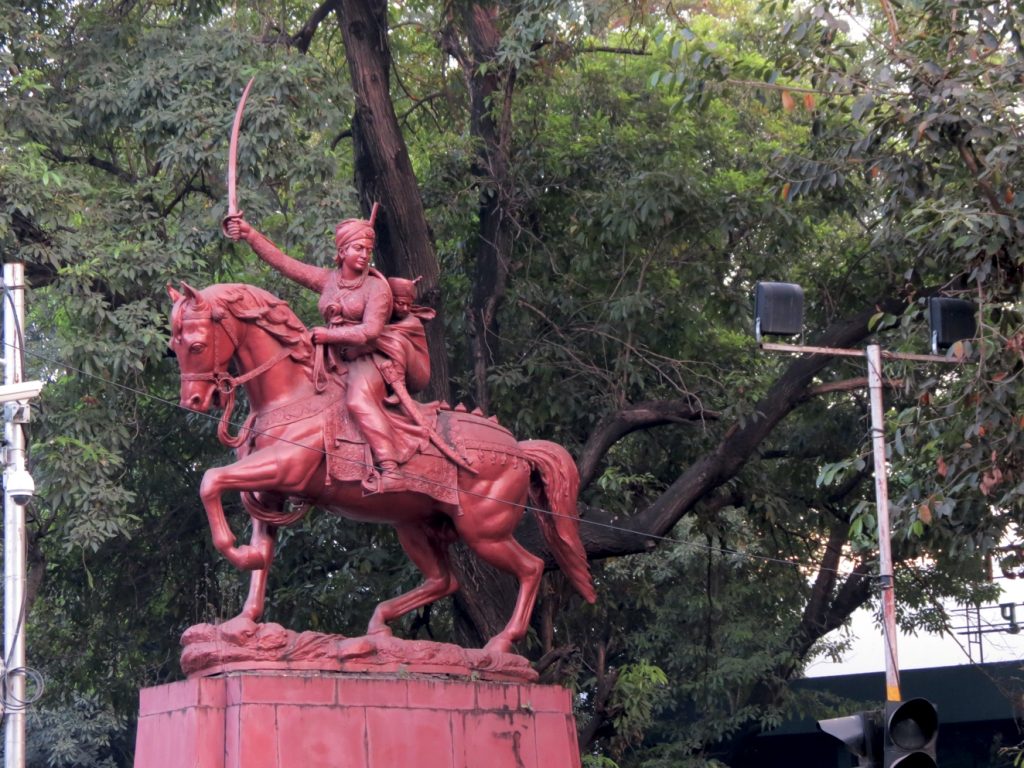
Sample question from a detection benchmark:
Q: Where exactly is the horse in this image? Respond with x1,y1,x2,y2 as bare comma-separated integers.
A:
167,282,595,654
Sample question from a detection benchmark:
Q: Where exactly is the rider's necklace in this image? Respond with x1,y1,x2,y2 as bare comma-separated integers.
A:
336,270,367,290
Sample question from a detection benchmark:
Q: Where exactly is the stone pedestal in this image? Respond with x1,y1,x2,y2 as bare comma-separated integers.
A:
133,671,582,768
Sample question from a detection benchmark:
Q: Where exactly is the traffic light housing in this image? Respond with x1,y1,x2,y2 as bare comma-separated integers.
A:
818,710,882,766
884,698,938,767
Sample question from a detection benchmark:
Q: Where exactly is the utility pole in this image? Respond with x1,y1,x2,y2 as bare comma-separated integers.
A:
2,261,40,768
755,282,972,767
867,343,901,703
757,338,962,698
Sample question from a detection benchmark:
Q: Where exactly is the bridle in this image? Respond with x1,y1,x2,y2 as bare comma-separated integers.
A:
179,304,292,448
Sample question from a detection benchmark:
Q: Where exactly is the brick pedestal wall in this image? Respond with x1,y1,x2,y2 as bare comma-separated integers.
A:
134,671,581,768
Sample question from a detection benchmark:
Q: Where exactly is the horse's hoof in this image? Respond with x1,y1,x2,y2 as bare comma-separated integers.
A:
218,615,259,644
239,606,263,622
483,637,514,655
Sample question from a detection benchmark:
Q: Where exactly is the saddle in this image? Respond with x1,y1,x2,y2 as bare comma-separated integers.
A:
322,396,460,506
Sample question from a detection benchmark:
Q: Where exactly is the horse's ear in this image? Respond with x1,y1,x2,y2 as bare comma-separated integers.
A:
167,284,183,304
180,281,206,308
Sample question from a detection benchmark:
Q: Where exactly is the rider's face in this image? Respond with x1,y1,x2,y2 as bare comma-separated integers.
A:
336,237,373,273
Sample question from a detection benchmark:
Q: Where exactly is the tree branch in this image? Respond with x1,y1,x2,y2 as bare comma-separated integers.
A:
579,296,907,559
879,0,902,46
396,91,448,128
581,44,649,55
577,642,619,750
578,398,720,490
958,140,1011,216
3,204,61,287
290,0,341,53
794,524,853,656
330,128,353,150
161,169,215,217
46,148,136,183
534,645,576,681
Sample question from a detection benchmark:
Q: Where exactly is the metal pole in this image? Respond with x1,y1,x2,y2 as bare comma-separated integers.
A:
3,261,27,768
867,343,901,702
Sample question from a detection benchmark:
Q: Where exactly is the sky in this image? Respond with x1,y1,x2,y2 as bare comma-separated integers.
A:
806,578,1024,677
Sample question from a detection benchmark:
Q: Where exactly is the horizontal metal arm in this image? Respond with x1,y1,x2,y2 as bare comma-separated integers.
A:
759,341,969,365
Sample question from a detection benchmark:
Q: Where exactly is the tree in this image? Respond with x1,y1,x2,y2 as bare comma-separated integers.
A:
2,0,1021,764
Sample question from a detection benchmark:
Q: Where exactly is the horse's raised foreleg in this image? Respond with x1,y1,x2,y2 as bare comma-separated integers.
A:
198,447,308,571
366,523,458,636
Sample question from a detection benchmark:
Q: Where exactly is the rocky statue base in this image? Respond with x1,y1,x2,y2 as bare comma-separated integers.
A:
178,617,538,683
133,623,582,768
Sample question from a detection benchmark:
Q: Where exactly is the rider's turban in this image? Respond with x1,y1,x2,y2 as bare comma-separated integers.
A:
334,219,376,250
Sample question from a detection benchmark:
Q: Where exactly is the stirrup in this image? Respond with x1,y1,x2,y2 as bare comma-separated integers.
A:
361,463,402,495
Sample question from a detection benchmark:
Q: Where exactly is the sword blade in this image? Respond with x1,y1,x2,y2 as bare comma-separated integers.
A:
227,77,255,217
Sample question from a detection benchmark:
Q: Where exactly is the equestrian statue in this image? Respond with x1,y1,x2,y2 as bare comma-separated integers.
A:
167,79,595,658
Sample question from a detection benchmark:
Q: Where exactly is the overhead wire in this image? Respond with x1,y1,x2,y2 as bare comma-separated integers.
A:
6,335,896,582
0,592,44,715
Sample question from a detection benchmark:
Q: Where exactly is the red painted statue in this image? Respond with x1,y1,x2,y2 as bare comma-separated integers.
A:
168,238,595,659
166,78,594,665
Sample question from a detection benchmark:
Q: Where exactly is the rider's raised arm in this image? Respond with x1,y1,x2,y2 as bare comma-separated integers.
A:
226,217,328,293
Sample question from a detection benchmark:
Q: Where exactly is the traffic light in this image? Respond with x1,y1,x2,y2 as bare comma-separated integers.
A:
884,698,938,767
818,710,882,766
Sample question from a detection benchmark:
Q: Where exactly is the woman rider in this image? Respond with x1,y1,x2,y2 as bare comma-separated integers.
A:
224,211,425,492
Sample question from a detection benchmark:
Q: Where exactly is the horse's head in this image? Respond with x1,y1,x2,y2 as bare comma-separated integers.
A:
168,282,240,413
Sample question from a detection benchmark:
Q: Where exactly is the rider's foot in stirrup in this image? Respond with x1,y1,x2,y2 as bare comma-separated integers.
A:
363,460,403,494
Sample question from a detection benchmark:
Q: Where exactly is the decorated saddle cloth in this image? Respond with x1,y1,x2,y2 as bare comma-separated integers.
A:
323,399,459,506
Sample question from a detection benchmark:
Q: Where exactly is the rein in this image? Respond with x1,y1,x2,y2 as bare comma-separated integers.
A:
180,308,295,448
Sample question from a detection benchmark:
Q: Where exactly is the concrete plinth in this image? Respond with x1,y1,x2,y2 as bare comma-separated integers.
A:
134,671,582,768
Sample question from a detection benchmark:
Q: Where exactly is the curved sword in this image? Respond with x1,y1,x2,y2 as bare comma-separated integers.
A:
222,77,255,235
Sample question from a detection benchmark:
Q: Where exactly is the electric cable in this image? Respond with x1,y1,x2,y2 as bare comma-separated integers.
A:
2,335,955,583
6,294,1014,695
1,279,1015,727
0,272,28,373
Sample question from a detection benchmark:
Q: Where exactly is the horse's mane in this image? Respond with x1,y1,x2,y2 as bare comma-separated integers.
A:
201,283,314,375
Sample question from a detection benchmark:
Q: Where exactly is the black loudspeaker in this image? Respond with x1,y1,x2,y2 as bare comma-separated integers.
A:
928,298,975,353
754,282,804,339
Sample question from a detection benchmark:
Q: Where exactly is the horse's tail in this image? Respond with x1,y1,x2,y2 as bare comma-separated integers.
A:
519,440,596,604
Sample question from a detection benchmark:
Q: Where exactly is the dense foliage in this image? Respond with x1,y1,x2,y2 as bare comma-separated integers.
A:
2,0,1021,764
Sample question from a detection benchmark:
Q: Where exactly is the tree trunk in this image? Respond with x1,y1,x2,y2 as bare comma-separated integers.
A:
444,1,518,413
335,0,451,403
